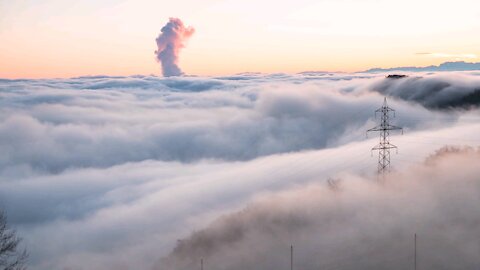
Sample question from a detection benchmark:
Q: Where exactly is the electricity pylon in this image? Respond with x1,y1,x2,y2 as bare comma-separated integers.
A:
367,97,403,178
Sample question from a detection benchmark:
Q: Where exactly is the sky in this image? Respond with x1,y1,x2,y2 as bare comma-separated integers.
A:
1,0,480,78
2,1,480,269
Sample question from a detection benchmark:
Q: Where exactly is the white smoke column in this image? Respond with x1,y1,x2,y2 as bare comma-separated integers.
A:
155,18,195,77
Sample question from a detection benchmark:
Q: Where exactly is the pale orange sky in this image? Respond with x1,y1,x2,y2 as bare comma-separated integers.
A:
1,0,480,78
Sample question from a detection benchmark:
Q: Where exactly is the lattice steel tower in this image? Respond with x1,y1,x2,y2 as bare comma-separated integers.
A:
367,97,403,177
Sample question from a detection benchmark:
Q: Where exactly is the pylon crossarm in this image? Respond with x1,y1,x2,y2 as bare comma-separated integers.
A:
367,126,383,132
375,107,395,113
386,125,402,130
368,125,402,132
372,145,397,151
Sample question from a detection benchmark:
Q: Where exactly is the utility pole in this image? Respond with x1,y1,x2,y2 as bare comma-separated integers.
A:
367,97,403,178
414,234,417,270
201,258,203,270
290,245,293,270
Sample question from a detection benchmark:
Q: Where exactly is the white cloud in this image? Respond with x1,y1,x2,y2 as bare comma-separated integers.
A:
158,147,480,270
1,72,480,269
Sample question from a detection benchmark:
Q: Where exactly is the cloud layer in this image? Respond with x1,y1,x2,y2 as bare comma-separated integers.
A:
371,73,480,109
158,147,480,270
2,72,477,175
0,72,480,270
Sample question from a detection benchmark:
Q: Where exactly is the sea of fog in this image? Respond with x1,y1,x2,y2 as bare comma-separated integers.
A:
1,71,480,269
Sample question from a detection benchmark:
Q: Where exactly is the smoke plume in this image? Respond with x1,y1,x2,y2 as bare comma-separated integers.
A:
155,18,194,77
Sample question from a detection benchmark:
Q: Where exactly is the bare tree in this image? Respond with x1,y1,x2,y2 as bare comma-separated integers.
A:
0,212,27,270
